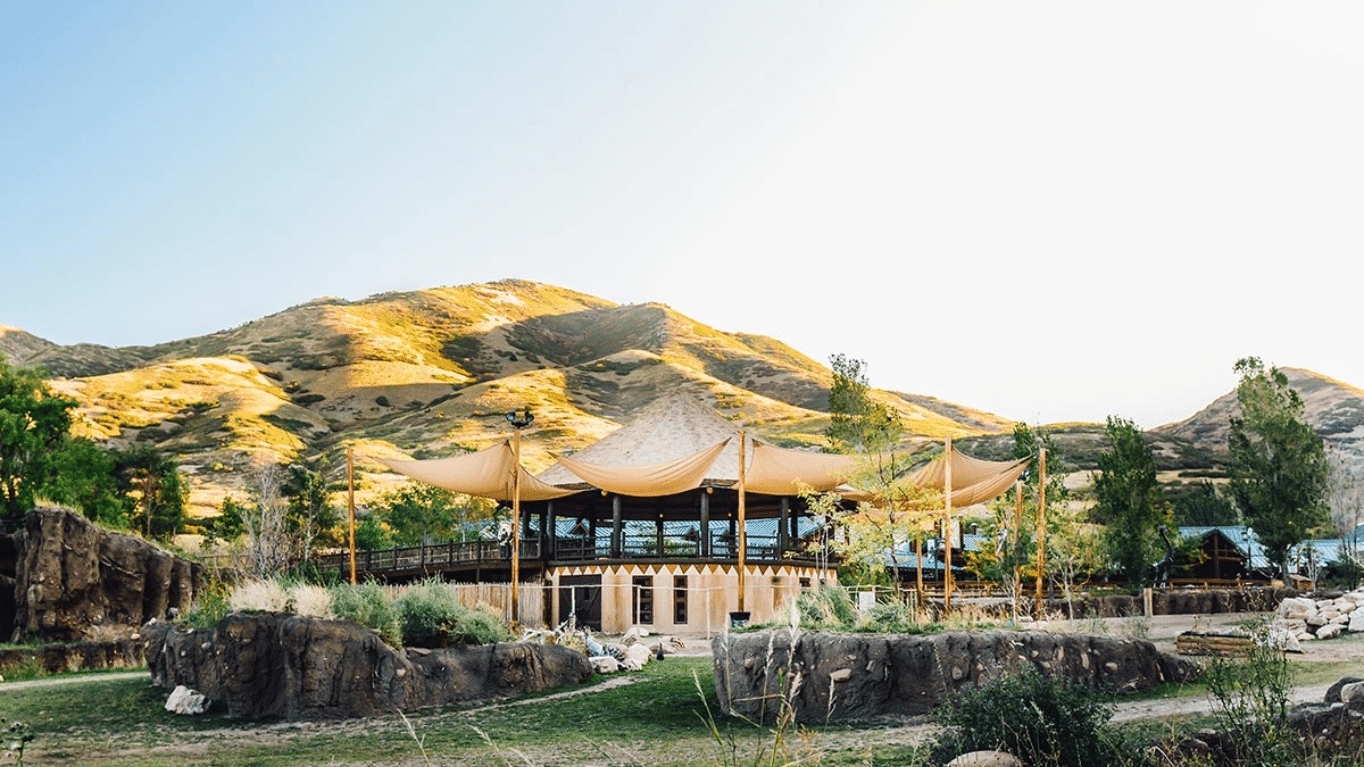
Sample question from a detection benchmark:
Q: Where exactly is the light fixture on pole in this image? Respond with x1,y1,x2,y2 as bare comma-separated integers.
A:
506,406,534,632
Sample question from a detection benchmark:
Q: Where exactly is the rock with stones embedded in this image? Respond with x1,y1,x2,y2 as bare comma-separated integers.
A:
712,629,1200,724
945,751,1023,767
1326,676,1364,704
10,508,201,642
143,614,594,720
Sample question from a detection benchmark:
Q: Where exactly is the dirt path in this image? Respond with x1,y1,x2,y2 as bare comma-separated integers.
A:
0,669,146,692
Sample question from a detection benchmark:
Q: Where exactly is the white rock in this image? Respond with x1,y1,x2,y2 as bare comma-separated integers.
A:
620,658,644,672
1279,597,1318,620
1307,613,1331,627
946,751,1024,767
624,644,653,666
1349,616,1364,633
589,656,621,673
1316,623,1346,640
165,685,209,715
1341,682,1364,703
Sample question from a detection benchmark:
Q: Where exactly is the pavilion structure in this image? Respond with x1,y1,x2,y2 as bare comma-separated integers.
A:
376,392,1038,631
378,394,859,632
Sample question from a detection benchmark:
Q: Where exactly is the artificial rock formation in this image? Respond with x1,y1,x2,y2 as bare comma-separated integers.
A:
143,614,595,720
8,507,202,642
713,629,1201,724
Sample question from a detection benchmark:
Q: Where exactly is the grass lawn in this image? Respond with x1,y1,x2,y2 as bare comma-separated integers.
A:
5,631,1362,767
0,656,926,767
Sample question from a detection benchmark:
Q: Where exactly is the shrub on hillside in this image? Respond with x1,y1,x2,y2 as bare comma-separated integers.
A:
394,579,511,648
932,668,1138,767
329,581,402,648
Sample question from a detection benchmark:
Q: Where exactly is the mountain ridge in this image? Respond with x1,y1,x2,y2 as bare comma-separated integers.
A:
1,279,1013,513
5,280,1364,517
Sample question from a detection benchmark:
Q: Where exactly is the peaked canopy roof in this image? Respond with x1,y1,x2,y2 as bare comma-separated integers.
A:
378,393,860,502
376,441,576,502
905,449,1030,508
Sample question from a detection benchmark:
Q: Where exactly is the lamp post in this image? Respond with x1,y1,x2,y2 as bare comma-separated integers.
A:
506,406,534,632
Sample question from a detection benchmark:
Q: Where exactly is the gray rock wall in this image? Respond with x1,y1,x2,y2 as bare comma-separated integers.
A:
143,614,595,720
8,507,202,642
713,629,1201,724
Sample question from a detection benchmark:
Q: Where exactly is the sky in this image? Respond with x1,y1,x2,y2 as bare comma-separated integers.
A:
3,1,1362,429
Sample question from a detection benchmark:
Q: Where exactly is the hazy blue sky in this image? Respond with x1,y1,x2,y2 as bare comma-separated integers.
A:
4,1,1362,428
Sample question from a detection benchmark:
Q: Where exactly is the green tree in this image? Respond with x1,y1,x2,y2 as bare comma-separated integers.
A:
0,359,76,522
973,424,1073,608
112,444,188,541
826,354,902,461
1228,357,1329,583
282,463,341,560
1165,480,1238,526
44,437,127,526
377,483,497,546
1093,415,1168,586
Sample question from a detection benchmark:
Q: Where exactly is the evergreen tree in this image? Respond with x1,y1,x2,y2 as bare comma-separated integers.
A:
1228,357,1329,583
826,354,902,458
1093,416,1168,586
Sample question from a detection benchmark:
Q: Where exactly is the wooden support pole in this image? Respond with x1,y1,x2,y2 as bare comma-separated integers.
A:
737,429,748,615
1034,447,1047,619
348,446,357,585
943,436,954,614
511,430,522,632
1014,479,1023,621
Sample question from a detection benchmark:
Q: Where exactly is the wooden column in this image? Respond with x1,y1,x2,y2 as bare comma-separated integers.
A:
699,490,711,557
943,436,954,613
611,495,623,558
347,447,357,585
510,432,523,631
1034,448,1048,619
546,501,556,560
778,497,790,551
737,430,748,614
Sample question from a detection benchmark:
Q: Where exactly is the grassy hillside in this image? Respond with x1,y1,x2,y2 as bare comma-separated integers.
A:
4,279,1019,515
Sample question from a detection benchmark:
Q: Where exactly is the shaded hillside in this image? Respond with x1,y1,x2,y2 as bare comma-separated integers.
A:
1153,368,1364,472
2,279,1011,515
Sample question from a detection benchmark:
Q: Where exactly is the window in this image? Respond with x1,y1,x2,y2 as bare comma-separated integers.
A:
632,575,654,624
673,575,688,624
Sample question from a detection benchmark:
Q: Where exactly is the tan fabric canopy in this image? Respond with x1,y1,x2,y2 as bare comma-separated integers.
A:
745,439,858,495
553,438,730,497
376,441,576,502
906,449,1029,507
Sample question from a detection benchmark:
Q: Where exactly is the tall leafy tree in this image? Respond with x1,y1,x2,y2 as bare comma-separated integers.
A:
44,437,127,526
113,444,188,540
822,354,924,587
0,359,77,522
826,354,902,460
973,424,1074,607
1093,415,1169,586
282,463,341,561
378,483,497,546
1228,357,1329,583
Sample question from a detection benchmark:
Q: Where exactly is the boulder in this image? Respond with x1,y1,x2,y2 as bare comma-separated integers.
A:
165,685,209,715
713,629,1199,724
945,751,1024,767
1278,597,1318,621
1324,676,1364,704
10,508,202,642
143,614,594,720
1315,623,1346,640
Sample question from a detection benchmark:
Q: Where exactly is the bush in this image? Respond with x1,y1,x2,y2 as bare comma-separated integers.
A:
795,585,858,630
932,668,1139,767
330,581,402,648
394,578,511,648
